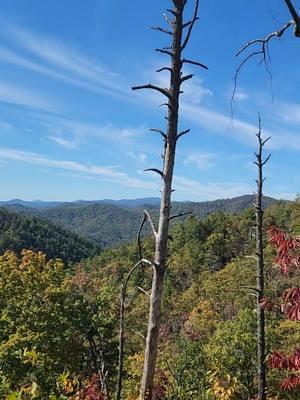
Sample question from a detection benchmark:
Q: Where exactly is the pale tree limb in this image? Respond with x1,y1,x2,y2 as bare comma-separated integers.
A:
116,259,154,400
232,0,300,108
144,209,158,238
137,210,158,265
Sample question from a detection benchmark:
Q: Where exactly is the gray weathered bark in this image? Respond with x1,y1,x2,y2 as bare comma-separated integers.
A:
131,1,206,398
254,116,271,400
116,259,154,400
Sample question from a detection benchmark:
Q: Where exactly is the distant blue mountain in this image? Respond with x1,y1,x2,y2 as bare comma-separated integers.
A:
0,197,161,209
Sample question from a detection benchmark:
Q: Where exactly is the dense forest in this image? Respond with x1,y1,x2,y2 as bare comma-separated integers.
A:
0,199,299,399
0,208,99,264
1,195,277,248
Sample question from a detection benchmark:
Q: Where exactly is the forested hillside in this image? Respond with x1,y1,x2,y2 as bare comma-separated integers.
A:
0,199,299,399
1,195,279,247
0,208,99,263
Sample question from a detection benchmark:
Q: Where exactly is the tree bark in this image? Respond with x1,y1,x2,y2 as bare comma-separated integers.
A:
254,118,270,400
131,1,204,397
140,5,183,398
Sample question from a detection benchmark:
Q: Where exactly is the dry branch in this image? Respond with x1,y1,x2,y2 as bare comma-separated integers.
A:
169,211,192,221
182,58,208,69
181,0,199,50
132,84,171,100
233,0,300,106
152,26,172,35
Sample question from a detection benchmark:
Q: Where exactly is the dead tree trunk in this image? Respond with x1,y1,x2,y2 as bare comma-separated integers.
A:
116,259,153,400
254,115,271,400
132,1,207,398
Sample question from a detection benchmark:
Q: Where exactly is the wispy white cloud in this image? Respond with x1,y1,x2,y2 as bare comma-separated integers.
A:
181,102,300,151
42,118,149,153
234,89,249,101
127,151,148,164
47,135,78,149
181,76,213,104
0,24,134,102
183,151,216,170
174,175,253,201
0,81,56,111
0,147,157,190
1,22,299,157
275,101,300,125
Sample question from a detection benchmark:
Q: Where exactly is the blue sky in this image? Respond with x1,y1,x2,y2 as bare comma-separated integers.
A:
0,0,299,201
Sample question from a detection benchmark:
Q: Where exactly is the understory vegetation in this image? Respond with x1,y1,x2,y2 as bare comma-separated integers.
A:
0,199,299,399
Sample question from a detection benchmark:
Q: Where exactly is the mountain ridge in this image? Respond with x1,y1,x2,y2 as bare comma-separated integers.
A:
0,194,284,210
0,194,282,247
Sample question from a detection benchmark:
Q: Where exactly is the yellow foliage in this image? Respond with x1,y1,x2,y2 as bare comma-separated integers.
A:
207,370,243,400
124,352,144,400
185,299,217,338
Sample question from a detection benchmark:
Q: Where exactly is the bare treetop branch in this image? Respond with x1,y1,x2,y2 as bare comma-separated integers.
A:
152,26,173,35
149,128,167,139
182,58,208,69
132,84,172,100
284,0,300,35
181,0,199,50
236,20,294,58
233,0,300,107
144,168,165,179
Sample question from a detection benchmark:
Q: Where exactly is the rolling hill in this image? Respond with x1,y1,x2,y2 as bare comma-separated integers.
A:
0,195,280,248
0,208,99,263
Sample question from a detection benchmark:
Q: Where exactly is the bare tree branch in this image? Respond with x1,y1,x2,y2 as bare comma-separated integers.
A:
144,168,165,179
236,21,294,58
177,128,190,140
232,16,295,108
132,84,172,100
156,48,173,57
182,58,208,69
137,286,151,296
169,211,192,221
284,0,300,35
116,258,154,400
152,26,172,35
137,213,147,261
149,128,167,140
163,11,174,27
181,0,199,50
144,209,158,238
156,67,173,73
262,154,271,166
181,73,194,83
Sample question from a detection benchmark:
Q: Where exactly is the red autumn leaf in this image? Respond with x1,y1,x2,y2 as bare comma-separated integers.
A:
289,349,300,370
259,297,274,311
280,375,300,391
283,288,300,321
268,352,288,369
